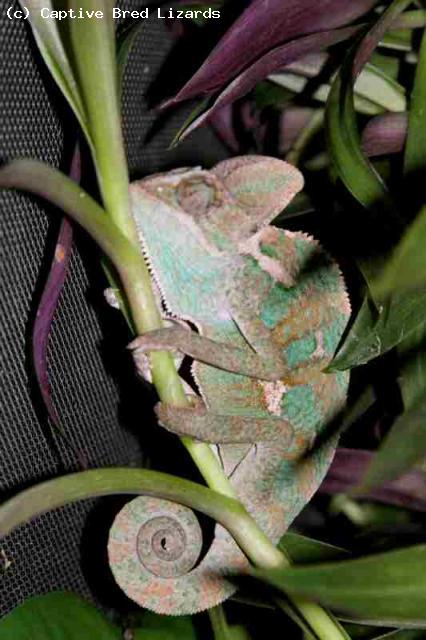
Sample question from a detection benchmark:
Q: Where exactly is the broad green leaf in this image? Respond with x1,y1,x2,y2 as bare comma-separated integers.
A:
356,393,426,491
355,64,405,113
270,73,380,115
373,632,426,640
131,611,197,640
270,63,406,115
371,204,426,298
253,545,426,627
370,52,400,79
346,24,426,489
397,322,426,410
279,532,349,563
330,293,426,370
0,467,242,543
343,626,425,639
380,29,413,51
0,160,136,274
18,1,90,143
325,44,394,220
325,0,411,305
369,25,426,299
342,622,387,639
0,592,120,639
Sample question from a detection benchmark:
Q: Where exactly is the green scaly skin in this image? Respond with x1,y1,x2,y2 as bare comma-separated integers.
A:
108,157,351,615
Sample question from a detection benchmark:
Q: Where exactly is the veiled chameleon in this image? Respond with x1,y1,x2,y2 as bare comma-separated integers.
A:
108,156,351,615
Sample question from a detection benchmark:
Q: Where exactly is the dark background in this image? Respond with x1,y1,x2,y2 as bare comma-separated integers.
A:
0,0,226,615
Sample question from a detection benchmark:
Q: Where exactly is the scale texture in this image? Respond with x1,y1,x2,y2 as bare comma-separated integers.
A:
108,157,351,614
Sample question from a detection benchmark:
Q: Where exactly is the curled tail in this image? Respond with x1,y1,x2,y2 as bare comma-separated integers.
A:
108,496,246,614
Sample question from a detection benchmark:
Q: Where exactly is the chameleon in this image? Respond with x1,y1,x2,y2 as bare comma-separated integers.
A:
107,156,351,615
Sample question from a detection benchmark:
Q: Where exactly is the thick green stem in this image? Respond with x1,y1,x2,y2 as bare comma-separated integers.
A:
67,0,134,242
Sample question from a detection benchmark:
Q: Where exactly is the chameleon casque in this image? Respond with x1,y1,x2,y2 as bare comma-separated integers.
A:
108,156,351,615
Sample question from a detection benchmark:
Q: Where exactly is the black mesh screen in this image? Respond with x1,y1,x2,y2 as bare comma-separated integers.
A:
0,1,226,615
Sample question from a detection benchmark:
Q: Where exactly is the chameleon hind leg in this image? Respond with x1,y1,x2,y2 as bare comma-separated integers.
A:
129,325,290,382
155,396,294,445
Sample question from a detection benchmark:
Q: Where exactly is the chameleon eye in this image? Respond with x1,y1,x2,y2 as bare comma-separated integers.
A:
177,177,218,216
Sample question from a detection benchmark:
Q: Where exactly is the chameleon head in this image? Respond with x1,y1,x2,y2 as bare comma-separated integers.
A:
132,156,304,253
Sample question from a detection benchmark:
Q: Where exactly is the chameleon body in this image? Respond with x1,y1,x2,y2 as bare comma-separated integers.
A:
108,157,351,614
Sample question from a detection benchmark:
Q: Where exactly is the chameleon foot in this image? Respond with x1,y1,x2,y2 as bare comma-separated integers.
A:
156,397,295,445
129,327,288,381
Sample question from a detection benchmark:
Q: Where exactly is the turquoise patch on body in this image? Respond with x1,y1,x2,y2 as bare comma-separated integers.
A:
281,385,321,431
260,282,298,330
260,243,280,259
284,334,316,367
322,314,347,354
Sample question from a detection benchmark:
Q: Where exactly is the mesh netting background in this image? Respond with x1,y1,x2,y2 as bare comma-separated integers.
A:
0,0,226,616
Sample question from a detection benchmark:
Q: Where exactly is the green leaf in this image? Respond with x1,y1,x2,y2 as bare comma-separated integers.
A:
373,631,426,640
0,467,243,542
356,393,426,491
0,592,120,639
325,40,394,220
371,204,426,298
0,160,137,274
253,545,426,627
325,0,412,300
270,63,406,115
369,25,426,299
279,532,349,563
330,293,426,370
343,625,425,639
131,611,197,640
398,324,426,410
209,606,251,640
66,0,133,239
18,1,90,144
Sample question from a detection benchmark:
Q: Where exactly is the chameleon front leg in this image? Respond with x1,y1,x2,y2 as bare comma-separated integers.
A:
155,396,294,445
129,325,288,382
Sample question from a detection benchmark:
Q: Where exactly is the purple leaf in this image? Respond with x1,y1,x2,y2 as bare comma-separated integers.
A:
362,112,408,157
162,0,378,108
32,147,87,469
279,107,315,154
321,448,426,512
179,25,361,140
209,104,240,151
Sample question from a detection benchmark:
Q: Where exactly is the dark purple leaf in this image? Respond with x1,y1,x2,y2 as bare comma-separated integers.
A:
320,448,426,512
209,104,240,151
163,0,378,108
32,147,87,469
362,112,408,157
279,107,315,154
179,25,361,140
352,0,411,78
